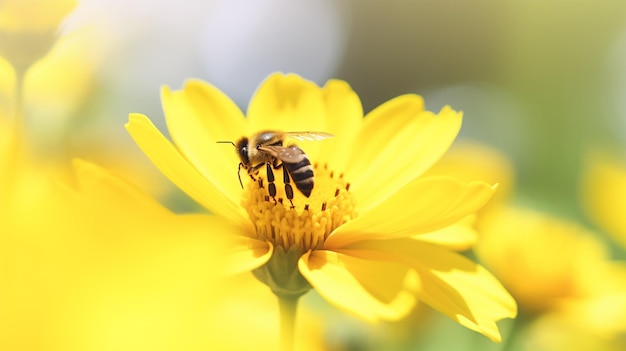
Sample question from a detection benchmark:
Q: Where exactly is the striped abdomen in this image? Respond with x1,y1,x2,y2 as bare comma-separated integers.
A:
285,156,314,197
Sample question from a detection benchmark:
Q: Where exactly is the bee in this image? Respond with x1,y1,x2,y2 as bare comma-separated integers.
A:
218,130,333,207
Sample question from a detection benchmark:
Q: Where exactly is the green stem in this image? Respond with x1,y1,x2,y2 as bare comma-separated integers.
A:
500,313,532,351
277,294,300,351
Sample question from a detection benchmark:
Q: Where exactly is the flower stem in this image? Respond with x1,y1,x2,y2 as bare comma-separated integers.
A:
277,294,300,351
13,68,25,138
3,68,26,199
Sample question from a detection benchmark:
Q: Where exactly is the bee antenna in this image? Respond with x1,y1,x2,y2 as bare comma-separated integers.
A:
237,162,244,188
216,141,236,147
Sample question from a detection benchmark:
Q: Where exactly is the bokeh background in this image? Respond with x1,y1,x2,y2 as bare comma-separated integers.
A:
2,0,626,350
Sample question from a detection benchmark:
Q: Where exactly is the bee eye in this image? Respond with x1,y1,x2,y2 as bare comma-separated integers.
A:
241,146,249,163
236,138,250,165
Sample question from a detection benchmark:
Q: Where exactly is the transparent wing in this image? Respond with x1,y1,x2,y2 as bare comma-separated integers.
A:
258,145,306,163
284,131,334,141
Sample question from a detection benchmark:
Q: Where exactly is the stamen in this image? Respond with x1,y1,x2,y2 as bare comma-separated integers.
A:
241,162,357,251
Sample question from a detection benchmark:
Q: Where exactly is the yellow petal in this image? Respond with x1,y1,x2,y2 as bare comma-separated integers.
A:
298,250,416,322
172,79,247,141
414,215,478,251
247,73,328,161
424,140,515,208
161,81,246,204
343,93,424,175
125,113,250,227
326,177,495,248
317,79,363,171
342,239,517,342
345,98,462,210
247,73,326,132
223,237,273,276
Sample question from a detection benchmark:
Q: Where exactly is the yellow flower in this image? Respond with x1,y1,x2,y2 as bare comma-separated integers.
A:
1,150,325,350
581,152,626,249
126,73,517,342
523,313,626,351
476,207,610,314
430,141,626,345
0,0,77,72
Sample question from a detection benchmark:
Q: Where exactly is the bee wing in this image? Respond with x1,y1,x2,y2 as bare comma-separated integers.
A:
258,145,306,163
284,131,334,141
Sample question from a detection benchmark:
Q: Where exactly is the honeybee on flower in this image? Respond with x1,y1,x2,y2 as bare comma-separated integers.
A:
126,73,517,348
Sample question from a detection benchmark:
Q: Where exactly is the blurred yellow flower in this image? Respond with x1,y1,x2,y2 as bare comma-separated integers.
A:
0,0,76,31
476,207,610,314
0,0,93,155
23,32,96,137
61,161,325,351
523,313,626,351
581,152,626,248
1,137,326,350
126,73,517,342
0,0,77,71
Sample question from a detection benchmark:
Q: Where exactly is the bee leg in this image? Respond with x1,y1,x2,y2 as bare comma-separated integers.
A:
243,163,264,186
282,164,295,209
266,162,277,203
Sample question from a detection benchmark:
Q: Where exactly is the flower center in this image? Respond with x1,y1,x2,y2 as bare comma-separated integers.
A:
241,163,357,251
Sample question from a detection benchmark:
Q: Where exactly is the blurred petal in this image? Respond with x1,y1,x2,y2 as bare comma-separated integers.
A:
345,98,462,210
326,177,495,248
299,250,416,322
581,152,626,248
125,113,249,226
559,262,626,337
71,159,169,218
162,81,245,204
342,239,517,342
